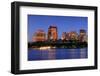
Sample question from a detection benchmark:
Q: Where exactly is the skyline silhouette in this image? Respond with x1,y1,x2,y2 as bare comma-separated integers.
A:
28,15,88,42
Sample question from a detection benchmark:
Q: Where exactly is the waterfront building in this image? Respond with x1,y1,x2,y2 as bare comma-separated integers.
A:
61,32,66,40
69,31,78,40
83,35,88,42
80,29,86,35
66,33,70,40
32,29,46,42
48,25,58,41
79,29,87,42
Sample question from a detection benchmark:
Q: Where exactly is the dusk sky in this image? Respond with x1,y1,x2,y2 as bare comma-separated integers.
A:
28,15,88,42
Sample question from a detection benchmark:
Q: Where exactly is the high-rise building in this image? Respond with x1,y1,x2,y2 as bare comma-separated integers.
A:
80,29,86,35
32,29,46,42
61,32,66,40
83,35,88,42
66,33,70,40
68,31,78,40
48,25,58,41
79,29,87,42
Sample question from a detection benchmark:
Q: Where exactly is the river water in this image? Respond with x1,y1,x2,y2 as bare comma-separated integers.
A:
28,48,87,61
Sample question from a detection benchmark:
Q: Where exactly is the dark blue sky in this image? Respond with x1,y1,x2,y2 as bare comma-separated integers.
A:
28,15,88,42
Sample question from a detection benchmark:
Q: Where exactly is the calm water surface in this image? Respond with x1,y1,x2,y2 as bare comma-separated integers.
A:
28,48,87,61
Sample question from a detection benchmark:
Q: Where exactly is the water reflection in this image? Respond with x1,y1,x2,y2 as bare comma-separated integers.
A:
48,49,56,60
80,48,87,58
69,49,78,59
28,48,87,61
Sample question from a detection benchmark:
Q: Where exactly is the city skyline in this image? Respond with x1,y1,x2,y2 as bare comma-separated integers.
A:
28,15,88,42
32,27,87,42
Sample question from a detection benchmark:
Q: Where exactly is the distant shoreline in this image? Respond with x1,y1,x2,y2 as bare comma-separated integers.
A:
29,47,87,50
28,41,87,49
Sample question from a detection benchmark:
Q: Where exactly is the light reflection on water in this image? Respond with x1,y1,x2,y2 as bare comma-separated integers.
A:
28,48,87,61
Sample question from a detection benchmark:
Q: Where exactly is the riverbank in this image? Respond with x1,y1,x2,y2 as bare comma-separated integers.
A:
28,41,87,49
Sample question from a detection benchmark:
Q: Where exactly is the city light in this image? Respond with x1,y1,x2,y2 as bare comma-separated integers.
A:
32,25,87,43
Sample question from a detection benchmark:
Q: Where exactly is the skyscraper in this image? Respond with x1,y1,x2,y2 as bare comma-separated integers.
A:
65,31,78,41
79,29,87,42
61,32,66,40
48,25,58,41
70,31,78,40
32,29,46,42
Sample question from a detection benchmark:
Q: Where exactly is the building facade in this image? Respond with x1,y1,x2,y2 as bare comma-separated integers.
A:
79,29,87,42
61,32,66,40
48,26,58,41
64,32,78,41
69,31,78,40
32,29,46,42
